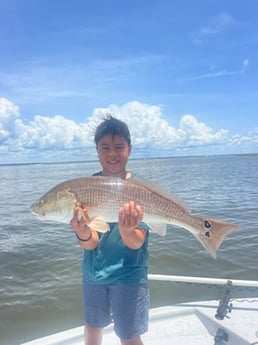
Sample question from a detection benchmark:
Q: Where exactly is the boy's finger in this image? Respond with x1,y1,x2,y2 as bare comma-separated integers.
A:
70,207,78,221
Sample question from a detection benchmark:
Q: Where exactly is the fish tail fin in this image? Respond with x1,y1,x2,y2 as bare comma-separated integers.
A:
195,218,240,259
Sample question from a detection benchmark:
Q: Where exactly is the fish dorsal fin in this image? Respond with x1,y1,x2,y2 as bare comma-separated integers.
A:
146,222,167,236
129,176,189,212
87,216,110,233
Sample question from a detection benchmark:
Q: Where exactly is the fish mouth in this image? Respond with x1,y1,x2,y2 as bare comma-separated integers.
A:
31,203,44,218
30,204,37,215
31,209,43,218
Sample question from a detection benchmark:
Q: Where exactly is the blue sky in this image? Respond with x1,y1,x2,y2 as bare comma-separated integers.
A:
0,0,257,164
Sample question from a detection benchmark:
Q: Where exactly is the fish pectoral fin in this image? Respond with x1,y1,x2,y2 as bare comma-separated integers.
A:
147,223,167,236
87,216,110,233
77,206,91,223
76,206,110,233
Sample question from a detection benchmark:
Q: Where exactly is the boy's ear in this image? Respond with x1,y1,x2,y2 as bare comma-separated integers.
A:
128,144,132,155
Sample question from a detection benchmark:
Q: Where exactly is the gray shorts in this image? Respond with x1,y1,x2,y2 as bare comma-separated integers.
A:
83,280,150,339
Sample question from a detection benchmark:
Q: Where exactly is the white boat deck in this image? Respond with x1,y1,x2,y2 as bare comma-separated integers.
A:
22,298,258,345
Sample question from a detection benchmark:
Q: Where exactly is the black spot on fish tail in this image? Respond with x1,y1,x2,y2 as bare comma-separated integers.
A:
204,220,211,228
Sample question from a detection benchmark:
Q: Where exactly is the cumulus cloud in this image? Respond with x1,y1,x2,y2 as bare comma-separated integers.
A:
179,115,228,146
15,115,92,150
89,101,182,147
90,102,228,149
0,97,255,163
0,97,20,144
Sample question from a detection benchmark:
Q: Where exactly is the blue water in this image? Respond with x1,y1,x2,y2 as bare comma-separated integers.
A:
1,155,258,344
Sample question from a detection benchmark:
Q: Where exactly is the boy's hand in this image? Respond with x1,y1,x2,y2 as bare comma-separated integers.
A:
70,206,92,239
118,201,143,234
118,201,146,249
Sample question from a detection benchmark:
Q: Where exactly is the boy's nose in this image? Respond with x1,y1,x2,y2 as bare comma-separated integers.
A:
109,149,117,157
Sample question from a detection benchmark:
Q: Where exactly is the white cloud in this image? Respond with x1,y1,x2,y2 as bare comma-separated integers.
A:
0,97,256,163
179,115,228,146
202,12,235,34
0,97,20,144
15,115,92,150
89,101,182,147
243,59,249,68
241,58,249,72
231,127,258,145
185,59,249,81
192,12,236,44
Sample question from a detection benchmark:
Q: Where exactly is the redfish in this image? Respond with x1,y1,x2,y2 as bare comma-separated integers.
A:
31,176,239,258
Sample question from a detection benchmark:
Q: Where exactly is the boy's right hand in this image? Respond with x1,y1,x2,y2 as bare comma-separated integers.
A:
70,206,92,240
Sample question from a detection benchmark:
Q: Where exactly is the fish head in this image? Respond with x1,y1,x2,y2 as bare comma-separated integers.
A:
31,188,77,223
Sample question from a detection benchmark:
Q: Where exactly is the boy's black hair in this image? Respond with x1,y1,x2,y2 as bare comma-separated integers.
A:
94,115,131,145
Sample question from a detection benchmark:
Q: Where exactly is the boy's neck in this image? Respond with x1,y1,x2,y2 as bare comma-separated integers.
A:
101,171,132,179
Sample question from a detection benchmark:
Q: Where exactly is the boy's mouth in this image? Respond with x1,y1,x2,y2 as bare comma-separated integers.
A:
108,160,119,165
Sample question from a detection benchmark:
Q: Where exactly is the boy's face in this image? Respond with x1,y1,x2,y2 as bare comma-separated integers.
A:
96,134,132,177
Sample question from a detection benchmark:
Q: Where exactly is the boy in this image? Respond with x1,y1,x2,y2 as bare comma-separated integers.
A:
70,116,150,345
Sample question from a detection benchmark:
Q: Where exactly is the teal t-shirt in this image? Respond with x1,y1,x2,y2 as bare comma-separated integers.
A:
82,172,149,284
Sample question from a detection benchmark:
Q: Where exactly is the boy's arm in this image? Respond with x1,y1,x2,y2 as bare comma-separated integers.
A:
118,201,147,249
70,201,147,250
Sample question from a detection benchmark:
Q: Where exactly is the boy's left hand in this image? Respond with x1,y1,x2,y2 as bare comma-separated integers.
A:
118,201,143,234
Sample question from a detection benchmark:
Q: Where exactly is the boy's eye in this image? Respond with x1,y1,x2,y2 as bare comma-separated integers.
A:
99,145,125,151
